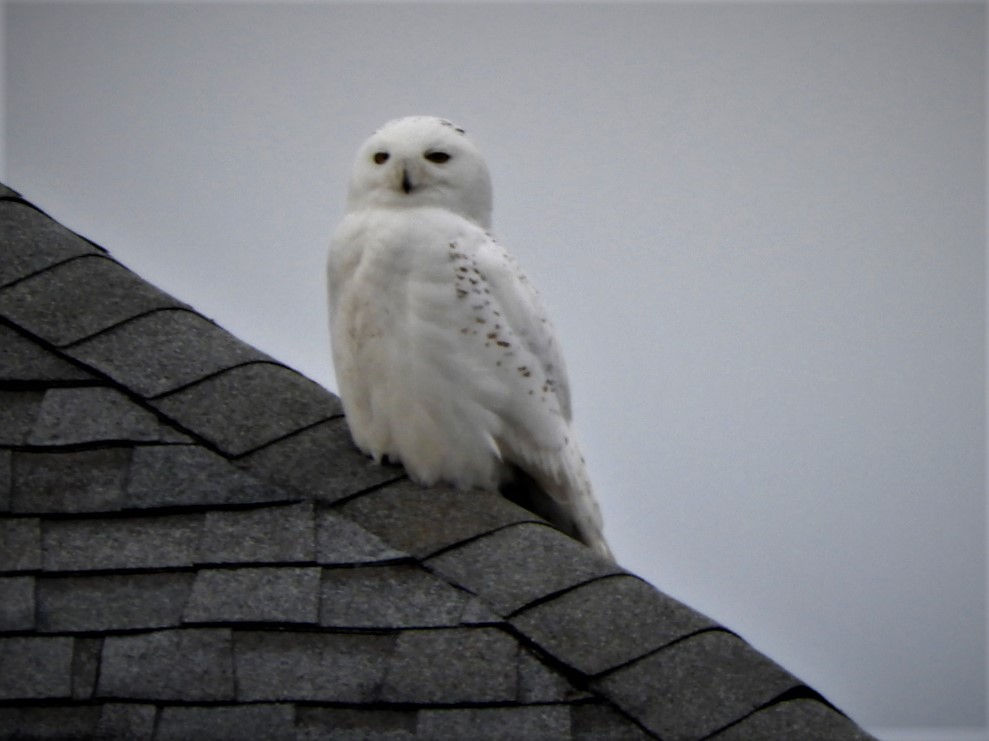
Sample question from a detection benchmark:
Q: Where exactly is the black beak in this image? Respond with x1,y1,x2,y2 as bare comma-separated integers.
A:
401,169,413,194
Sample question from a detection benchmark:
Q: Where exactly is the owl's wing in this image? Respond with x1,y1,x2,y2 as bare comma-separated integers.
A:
466,232,610,558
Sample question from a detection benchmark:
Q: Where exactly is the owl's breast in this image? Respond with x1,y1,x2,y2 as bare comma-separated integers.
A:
328,208,503,473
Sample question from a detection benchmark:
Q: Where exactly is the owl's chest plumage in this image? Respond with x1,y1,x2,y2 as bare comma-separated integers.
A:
328,207,517,490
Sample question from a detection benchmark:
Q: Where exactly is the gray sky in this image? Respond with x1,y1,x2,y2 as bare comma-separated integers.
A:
5,3,986,737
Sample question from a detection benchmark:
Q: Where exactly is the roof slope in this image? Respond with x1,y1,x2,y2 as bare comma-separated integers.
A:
0,183,875,740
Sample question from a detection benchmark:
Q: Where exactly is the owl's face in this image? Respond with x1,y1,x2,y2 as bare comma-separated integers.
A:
346,116,493,230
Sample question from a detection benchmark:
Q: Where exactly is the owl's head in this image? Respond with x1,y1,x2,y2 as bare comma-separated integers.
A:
346,116,493,230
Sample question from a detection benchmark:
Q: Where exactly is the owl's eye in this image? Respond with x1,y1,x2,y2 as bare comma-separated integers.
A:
424,151,451,164
373,152,389,165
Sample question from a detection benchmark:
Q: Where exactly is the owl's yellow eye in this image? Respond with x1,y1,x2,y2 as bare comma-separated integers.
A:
373,152,389,165
425,151,451,164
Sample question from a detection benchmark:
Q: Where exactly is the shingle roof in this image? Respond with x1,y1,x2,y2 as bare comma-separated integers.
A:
0,183,876,740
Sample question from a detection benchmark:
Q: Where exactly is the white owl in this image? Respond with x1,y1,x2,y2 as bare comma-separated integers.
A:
327,116,611,559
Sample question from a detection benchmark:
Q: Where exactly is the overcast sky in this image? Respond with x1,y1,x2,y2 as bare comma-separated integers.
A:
4,3,986,738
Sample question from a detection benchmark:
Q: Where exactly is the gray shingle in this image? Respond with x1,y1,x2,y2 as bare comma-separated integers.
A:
37,573,193,632
0,449,9,510
42,513,203,571
0,517,41,571
157,704,296,741
239,418,402,505
0,389,43,445
0,706,100,739
381,627,519,704
126,445,290,509
12,448,129,513
707,698,876,741
96,703,157,741
511,575,716,676
71,637,102,699
458,595,502,625
339,480,538,557
316,507,408,564
295,707,417,741
184,567,321,624
518,648,587,703
234,630,395,702
427,522,622,615
151,363,340,456
27,387,167,445
417,706,571,740
199,502,315,564
571,704,654,740
0,201,102,286
0,576,34,631
0,255,183,346
0,636,74,699
98,628,235,702
0,323,96,382
594,630,801,740
69,309,272,397
319,564,472,629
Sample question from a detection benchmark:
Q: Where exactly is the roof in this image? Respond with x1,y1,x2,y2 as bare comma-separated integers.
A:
0,182,876,740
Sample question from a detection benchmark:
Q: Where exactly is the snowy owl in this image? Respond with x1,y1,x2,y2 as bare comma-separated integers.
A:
327,116,611,559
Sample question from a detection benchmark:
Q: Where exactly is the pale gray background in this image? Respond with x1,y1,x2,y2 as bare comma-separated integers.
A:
4,3,986,738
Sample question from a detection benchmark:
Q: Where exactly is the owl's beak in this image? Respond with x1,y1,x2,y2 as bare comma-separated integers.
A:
401,169,414,194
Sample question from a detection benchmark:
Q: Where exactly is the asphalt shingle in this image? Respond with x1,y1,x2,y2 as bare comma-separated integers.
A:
426,521,622,615
570,704,654,741
69,308,271,397
27,386,177,445
234,630,395,703
0,636,74,699
42,513,204,571
0,389,43,445
0,449,9,511
707,698,876,741
126,445,290,509
0,517,41,571
70,637,102,699
238,417,401,504
157,704,297,741
381,627,519,704
0,323,96,383
594,629,802,740
512,575,716,676
319,563,473,629
316,507,408,564
184,567,321,624
339,480,539,557
0,255,183,346
11,448,130,513
95,703,157,741
295,707,417,741
518,648,587,703
151,363,340,456
417,705,571,741
36,573,193,632
97,629,235,702
0,707,101,740
0,576,34,631
199,502,315,564
0,200,102,287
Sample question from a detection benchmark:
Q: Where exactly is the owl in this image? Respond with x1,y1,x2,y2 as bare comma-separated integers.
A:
327,116,611,559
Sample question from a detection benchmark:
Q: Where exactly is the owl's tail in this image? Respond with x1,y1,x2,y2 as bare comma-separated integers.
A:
500,447,614,561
